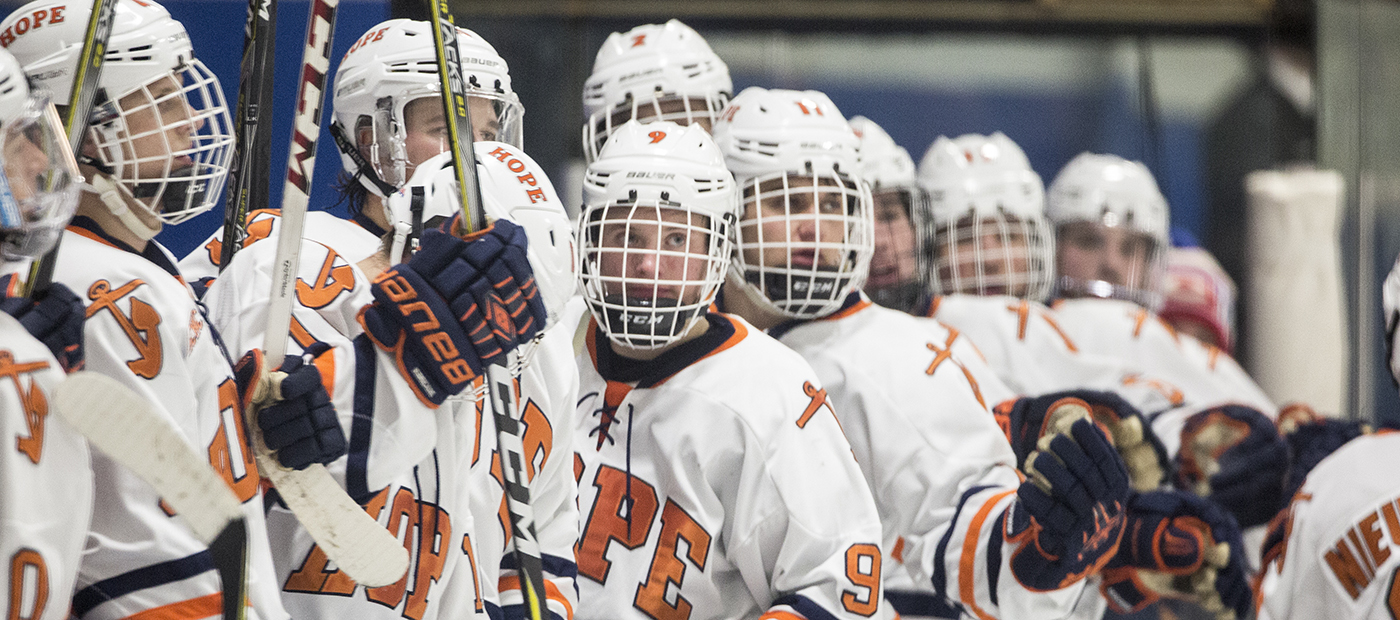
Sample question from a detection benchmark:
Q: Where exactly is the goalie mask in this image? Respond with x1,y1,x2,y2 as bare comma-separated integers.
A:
1047,152,1169,309
581,19,731,163
2,0,233,240
713,87,873,319
332,19,523,199
0,47,80,260
380,142,574,328
850,115,923,313
916,132,1055,302
578,120,738,350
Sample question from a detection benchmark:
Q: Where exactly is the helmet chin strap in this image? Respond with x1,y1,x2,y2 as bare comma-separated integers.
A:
87,174,161,241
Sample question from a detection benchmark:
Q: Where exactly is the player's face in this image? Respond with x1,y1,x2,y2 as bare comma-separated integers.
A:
1057,221,1154,289
596,205,712,304
117,75,201,181
741,175,849,272
3,125,52,203
867,189,916,289
937,215,1032,297
399,96,502,179
612,95,717,133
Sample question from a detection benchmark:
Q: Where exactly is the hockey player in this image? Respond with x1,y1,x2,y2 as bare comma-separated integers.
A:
711,86,1170,619
573,118,890,619
0,1,339,618
0,44,92,620
190,19,580,619
1253,256,1400,620
915,133,1254,617
581,19,731,162
849,116,922,314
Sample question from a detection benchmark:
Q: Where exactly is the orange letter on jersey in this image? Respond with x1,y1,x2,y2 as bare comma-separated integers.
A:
635,500,712,620
576,465,659,584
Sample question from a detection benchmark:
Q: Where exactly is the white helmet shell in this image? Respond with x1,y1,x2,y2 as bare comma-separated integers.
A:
850,116,916,190
714,87,873,319
579,120,738,349
914,132,1054,301
333,19,523,197
0,46,79,260
381,143,574,328
2,0,233,237
580,19,731,163
1047,152,1169,307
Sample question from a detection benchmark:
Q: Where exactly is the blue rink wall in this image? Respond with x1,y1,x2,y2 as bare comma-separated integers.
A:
154,0,389,259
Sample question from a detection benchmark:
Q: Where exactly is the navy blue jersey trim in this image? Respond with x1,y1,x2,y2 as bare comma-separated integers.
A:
767,291,863,340
594,313,736,388
932,484,997,602
885,589,962,619
351,211,389,239
68,216,182,278
771,594,841,620
498,553,578,581
348,334,377,503
987,506,1006,607
73,551,214,616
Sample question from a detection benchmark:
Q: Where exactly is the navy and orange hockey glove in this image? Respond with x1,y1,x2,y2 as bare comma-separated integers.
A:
1007,398,1131,591
1000,389,1171,491
1101,490,1251,620
0,274,85,373
234,345,346,470
431,217,547,345
1277,402,1368,501
1175,404,1288,528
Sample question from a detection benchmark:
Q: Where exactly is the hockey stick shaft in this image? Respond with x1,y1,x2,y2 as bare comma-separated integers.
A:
425,3,547,618
53,372,249,620
253,0,409,588
218,0,278,273
22,0,117,296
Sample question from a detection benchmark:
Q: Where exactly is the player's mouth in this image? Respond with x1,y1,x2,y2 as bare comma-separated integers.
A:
788,249,816,268
867,261,899,287
627,284,673,299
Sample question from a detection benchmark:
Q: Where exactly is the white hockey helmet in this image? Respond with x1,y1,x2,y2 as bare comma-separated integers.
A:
915,132,1055,301
580,19,731,163
0,46,80,260
1,0,233,239
1384,253,1400,386
578,120,737,350
380,143,574,329
332,19,523,198
1046,152,1169,308
849,115,924,312
712,86,873,319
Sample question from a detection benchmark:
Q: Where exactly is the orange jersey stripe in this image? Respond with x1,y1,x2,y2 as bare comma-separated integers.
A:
960,489,1017,620
121,593,229,620
759,611,805,620
498,576,574,619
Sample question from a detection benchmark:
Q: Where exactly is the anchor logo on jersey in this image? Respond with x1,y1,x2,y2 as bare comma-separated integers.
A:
0,350,51,464
86,279,163,379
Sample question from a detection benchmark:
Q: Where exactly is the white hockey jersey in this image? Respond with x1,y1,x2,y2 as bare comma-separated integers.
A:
1257,431,1400,620
0,314,93,620
54,218,286,620
199,213,579,620
1050,298,1277,457
926,294,1183,417
773,293,1094,620
574,314,892,620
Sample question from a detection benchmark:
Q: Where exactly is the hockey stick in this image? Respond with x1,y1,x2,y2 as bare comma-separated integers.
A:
21,0,117,296
53,372,249,620
425,3,548,618
252,0,409,588
218,0,278,273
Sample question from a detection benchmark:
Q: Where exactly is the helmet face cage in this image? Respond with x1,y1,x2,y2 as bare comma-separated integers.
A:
865,185,925,313
924,210,1055,302
0,94,80,260
579,200,733,350
1053,216,1165,309
583,91,729,163
357,91,523,191
89,58,233,224
733,170,874,318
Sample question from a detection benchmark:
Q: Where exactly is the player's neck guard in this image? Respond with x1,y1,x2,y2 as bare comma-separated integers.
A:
87,174,161,241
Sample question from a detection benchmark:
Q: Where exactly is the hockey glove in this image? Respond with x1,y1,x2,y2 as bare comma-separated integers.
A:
0,275,85,373
233,346,347,470
1175,404,1288,528
1101,490,1251,620
1000,389,1171,492
1277,402,1367,501
430,217,547,344
1008,398,1130,591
